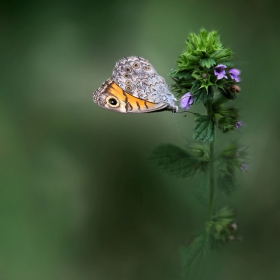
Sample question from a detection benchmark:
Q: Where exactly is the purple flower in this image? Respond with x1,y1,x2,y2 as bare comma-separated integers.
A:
214,64,227,80
236,120,242,129
228,68,241,82
180,92,194,110
240,163,248,171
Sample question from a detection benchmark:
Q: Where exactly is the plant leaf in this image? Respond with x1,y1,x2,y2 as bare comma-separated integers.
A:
148,144,199,178
194,114,214,142
200,57,216,68
218,86,237,100
180,234,213,280
191,81,213,104
193,87,209,104
217,164,236,195
213,105,239,133
169,29,234,97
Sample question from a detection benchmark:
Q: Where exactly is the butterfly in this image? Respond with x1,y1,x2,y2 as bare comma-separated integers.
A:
93,56,178,113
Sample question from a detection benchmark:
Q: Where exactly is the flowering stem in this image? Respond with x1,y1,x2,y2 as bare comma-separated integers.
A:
206,100,215,221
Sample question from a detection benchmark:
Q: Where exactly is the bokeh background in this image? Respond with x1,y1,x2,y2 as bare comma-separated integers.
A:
1,0,280,279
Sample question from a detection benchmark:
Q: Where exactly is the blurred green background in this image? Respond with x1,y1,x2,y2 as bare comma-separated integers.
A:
1,0,280,279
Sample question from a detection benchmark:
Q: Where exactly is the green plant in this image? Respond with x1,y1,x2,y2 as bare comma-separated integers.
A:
149,29,248,279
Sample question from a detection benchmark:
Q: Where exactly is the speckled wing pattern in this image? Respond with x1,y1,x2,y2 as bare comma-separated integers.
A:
112,56,177,109
93,56,178,113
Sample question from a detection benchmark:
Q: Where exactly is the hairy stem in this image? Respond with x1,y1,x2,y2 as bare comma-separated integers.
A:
206,100,215,221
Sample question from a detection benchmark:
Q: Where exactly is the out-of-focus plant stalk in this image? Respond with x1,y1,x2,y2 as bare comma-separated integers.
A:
206,99,215,221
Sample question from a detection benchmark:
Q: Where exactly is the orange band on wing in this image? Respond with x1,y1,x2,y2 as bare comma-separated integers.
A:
110,82,160,112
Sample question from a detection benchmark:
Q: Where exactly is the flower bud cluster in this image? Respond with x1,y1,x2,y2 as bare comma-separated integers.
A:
206,208,240,243
169,29,242,133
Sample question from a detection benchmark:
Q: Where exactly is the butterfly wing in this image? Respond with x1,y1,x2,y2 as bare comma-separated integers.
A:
93,79,171,113
111,56,177,112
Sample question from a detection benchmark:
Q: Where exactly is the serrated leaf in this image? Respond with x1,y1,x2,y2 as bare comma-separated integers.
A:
200,57,216,68
191,72,201,80
216,142,249,195
148,144,199,178
193,88,209,104
168,69,178,78
189,144,209,172
210,49,233,62
169,70,193,81
180,234,213,280
218,86,237,100
194,114,214,142
213,105,239,133
191,80,201,92
191,81,213,104
217,165,236,195
219,141,239,159
217,116,237,132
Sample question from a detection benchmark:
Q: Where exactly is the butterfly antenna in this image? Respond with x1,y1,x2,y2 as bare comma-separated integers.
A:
172,113,182,143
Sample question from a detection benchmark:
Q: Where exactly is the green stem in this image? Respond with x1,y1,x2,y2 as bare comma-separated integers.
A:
206,100,215,221
208,142,215,221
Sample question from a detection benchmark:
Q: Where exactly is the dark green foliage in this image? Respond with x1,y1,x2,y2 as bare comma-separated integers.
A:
218,86,237,100
213,104,239,133
217,142,249,195
191,81,214,104
153,30,246,278
189,143,209,173
148,144,209,178
217,164,236,195
180,234,213,280
169,70,195,97
169,70,193,81
217,116,237,133
219,141,249,167
169,29,233,99
212,94,229,107
194,114,214,142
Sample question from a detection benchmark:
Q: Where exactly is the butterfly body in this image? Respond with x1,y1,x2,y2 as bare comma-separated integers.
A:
93,56,177,113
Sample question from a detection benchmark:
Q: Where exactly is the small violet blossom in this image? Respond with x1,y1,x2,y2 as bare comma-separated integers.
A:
214,64,227,80
240,163,248,171
180,92,194,110
236,120,242,129
228,68,241,82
